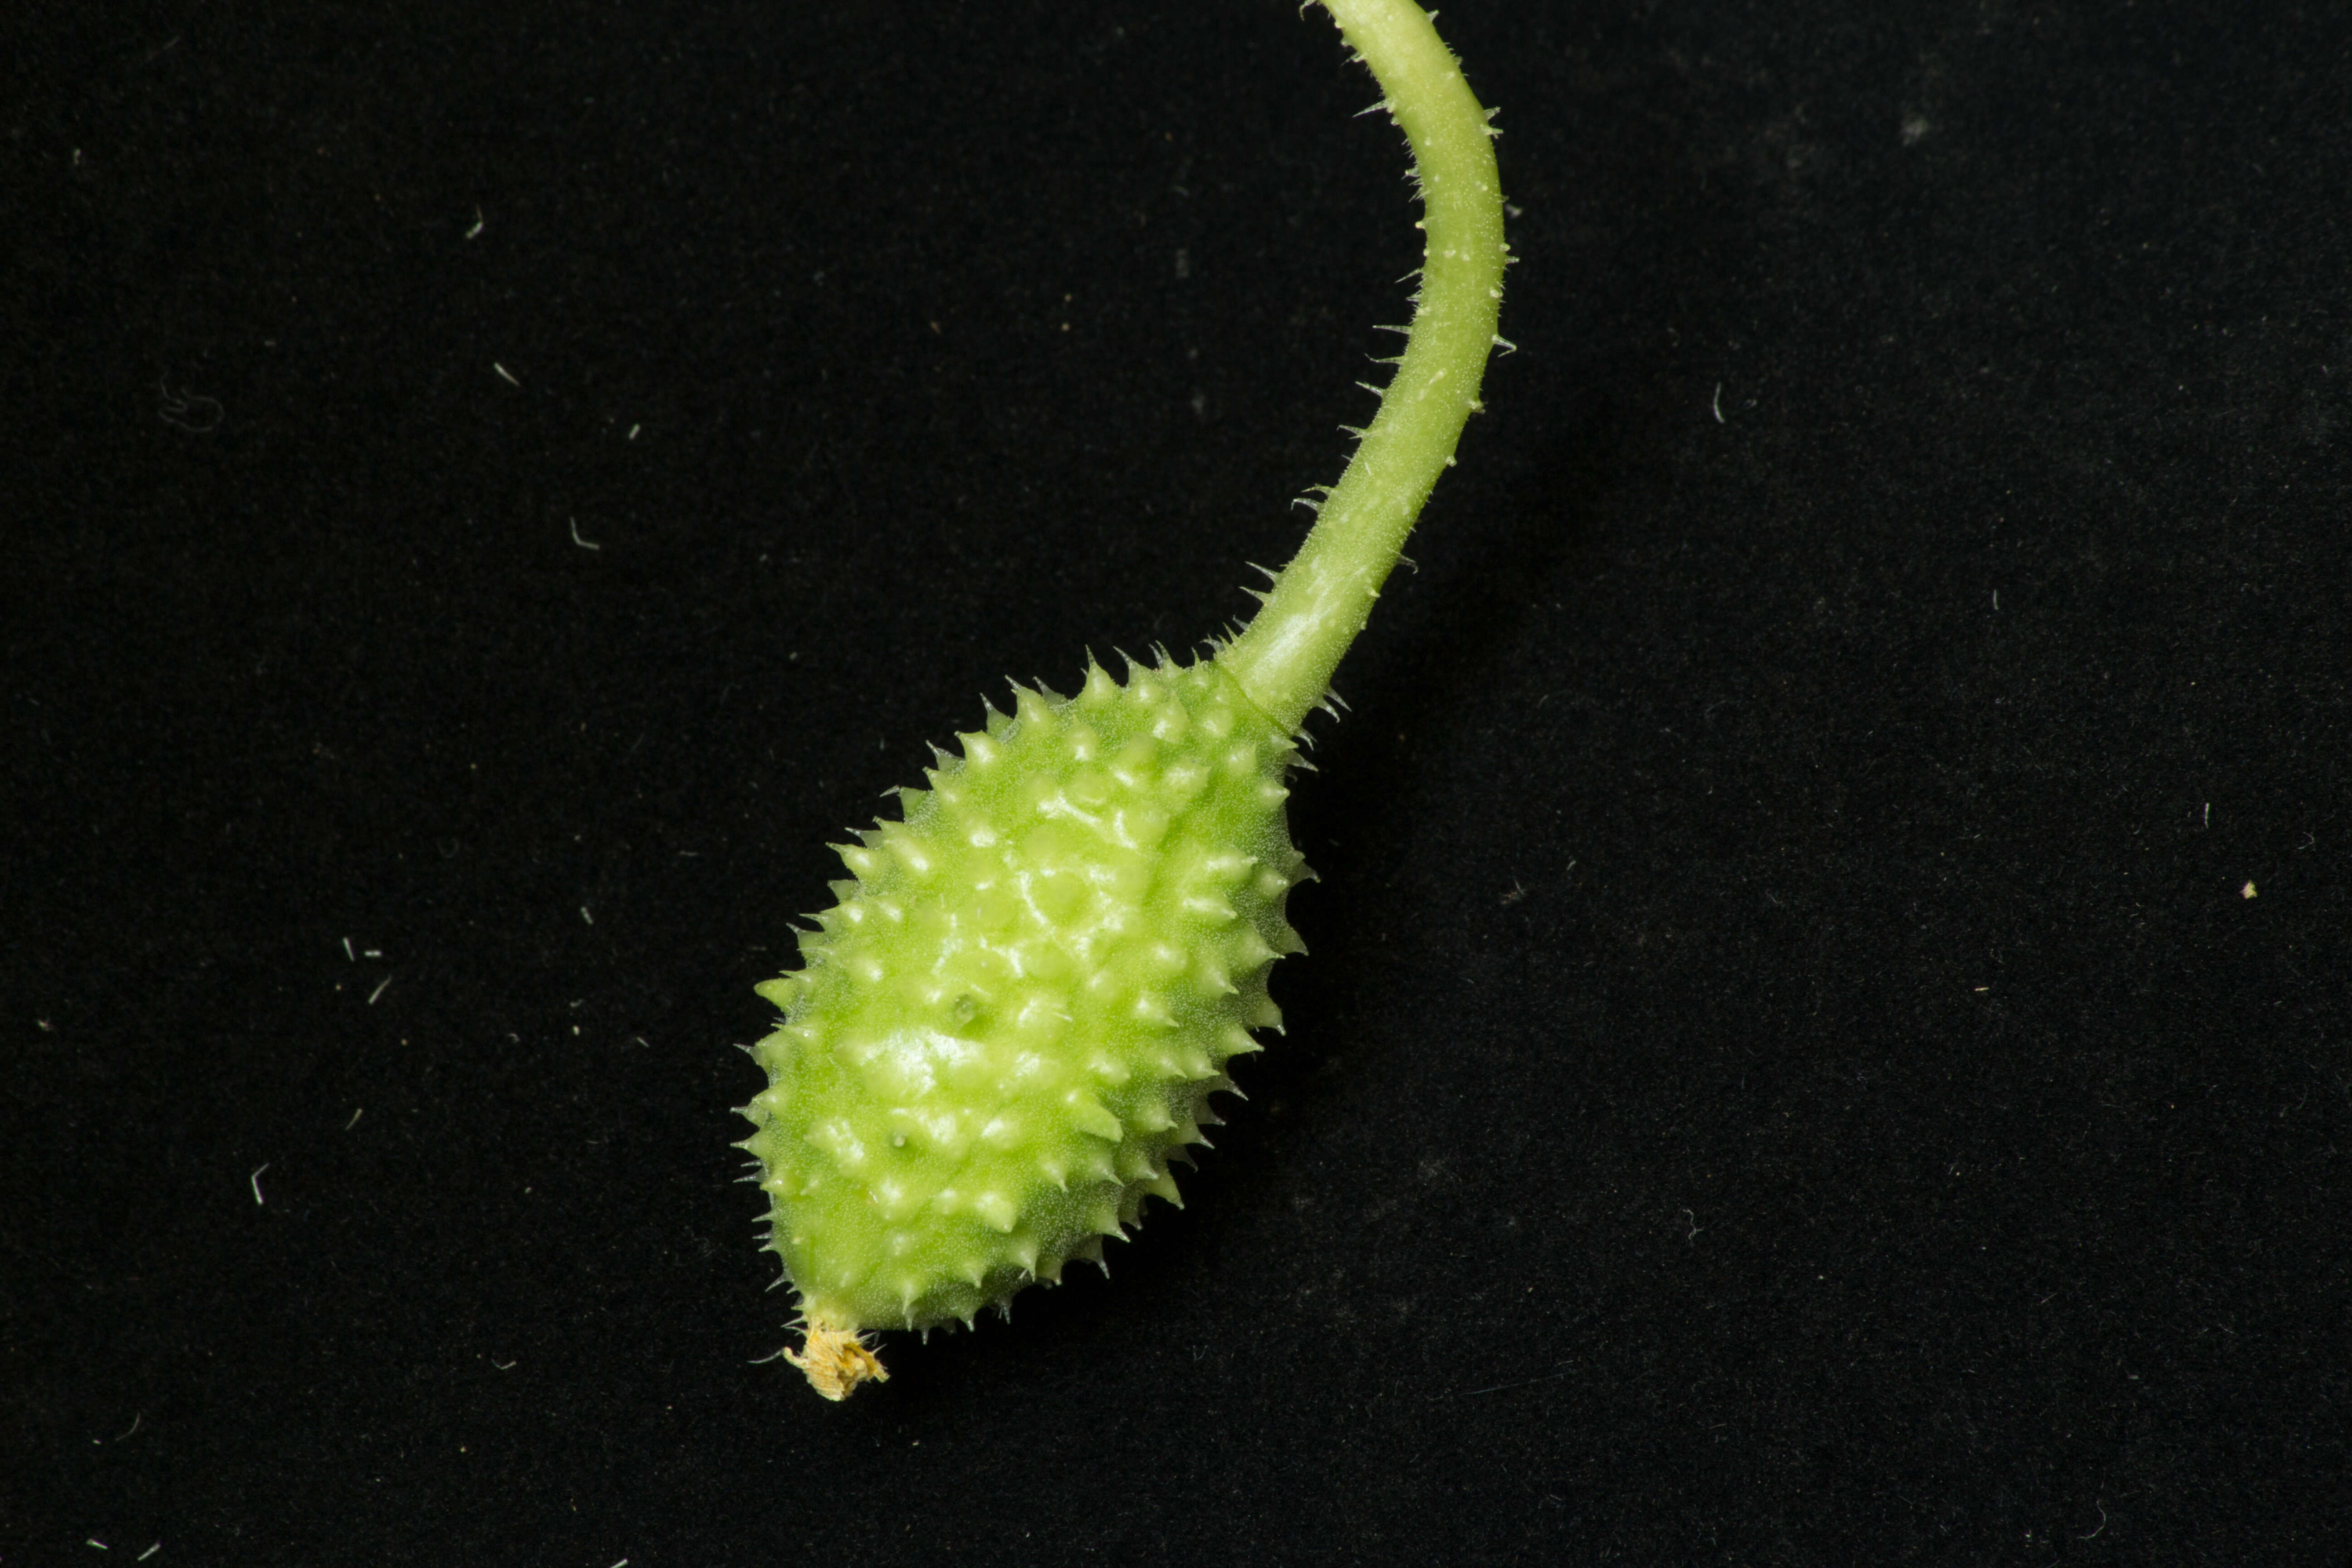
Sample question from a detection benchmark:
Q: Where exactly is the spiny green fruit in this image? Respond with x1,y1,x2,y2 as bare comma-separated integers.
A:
740,661,1307,1348
742,0,1507,1399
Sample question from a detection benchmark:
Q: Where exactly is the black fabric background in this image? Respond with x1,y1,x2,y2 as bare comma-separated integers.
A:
5,0,2347,1562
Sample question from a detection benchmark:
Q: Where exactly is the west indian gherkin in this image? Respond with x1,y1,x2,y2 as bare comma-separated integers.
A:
740,0,1509,1399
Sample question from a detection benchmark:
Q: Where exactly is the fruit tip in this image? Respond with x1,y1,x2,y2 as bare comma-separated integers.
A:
784,1321,889,1401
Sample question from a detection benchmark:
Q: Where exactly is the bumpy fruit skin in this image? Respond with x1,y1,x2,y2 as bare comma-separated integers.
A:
740,657,1308,1335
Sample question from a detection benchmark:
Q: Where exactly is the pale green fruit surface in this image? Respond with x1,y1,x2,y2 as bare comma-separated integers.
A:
740,658,1307,1333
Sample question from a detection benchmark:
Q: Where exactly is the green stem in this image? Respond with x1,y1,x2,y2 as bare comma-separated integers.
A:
1217,0,1508,733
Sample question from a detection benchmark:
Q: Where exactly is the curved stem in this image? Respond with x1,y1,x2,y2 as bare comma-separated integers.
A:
1217,0,1508,733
